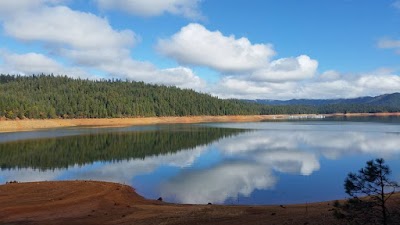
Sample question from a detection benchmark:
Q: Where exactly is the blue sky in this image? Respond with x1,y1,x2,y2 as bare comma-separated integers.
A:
0,0,400,100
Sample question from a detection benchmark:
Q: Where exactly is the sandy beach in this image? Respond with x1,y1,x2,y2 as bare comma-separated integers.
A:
1,112,400,133
0,114,302,133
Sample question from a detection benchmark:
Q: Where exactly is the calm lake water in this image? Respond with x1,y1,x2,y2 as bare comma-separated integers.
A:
1,117,400,205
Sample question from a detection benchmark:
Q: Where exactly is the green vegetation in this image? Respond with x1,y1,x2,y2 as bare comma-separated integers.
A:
0,74,261,119
334,158,399,225
1,74,399,119
0,126,245,170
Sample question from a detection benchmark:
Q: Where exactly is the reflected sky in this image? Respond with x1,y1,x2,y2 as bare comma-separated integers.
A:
1,119,400,205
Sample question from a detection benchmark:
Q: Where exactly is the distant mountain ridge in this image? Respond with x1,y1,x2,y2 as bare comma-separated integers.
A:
248,93,400,106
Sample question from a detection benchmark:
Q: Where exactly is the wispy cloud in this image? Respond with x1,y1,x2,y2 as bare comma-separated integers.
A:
393,0,400,10
378,37,400,54
96,0,204,20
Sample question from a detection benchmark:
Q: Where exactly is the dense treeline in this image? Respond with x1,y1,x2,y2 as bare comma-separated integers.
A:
0,126,245,170
1,74,399,119
0,74,261,119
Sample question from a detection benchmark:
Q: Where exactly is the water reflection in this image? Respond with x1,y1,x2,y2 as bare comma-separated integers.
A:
63,145,208,183
1,121,400,205
159,124,400,204
0,126,243,170
161,161,276,204
216,132,321,175
0,145,207,182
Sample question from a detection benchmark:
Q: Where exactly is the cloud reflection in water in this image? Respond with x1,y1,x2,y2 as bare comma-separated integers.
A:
2,123,400,204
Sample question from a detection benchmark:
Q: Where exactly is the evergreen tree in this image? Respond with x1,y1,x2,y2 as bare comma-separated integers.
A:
334,158,399,225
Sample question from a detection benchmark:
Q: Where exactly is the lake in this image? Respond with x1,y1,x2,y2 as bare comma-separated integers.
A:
1,117,400,205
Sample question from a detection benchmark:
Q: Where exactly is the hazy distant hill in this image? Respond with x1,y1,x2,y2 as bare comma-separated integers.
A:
249,93,400,107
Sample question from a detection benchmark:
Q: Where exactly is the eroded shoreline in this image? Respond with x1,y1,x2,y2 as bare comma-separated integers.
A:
1,112,400,133
1,180,399,225
0,180,343,225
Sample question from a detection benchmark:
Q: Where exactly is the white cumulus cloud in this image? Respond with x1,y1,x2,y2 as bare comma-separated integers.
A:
3,5,136,64
97,58,205,89
319,70,341,81
1,52,62,74
250,55,318,82
157,23,318,83
0,3,205,89
0,1,398,99
210,71,400,100
0,0,66,16
158,23,275,73
0,52,90,78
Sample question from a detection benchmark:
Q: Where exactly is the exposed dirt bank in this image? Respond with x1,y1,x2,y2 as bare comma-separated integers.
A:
0,180,357,225
1,112,400,133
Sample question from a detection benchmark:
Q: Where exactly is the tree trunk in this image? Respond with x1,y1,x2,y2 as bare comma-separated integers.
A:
380,172,387,225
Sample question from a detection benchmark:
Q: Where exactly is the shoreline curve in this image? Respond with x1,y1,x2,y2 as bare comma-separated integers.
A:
0,180,382,225
1,112,400,133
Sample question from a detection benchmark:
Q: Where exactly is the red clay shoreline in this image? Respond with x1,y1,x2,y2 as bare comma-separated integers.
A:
0,180,356,225
1,180,399,225
1,112,400,133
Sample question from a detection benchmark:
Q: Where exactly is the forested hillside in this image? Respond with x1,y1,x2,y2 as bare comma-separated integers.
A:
1,74,399,119
0,74,262,119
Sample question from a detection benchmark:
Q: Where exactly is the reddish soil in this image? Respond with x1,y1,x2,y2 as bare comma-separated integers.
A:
2,181,399,225
1,113,400,133
0,181,349,225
